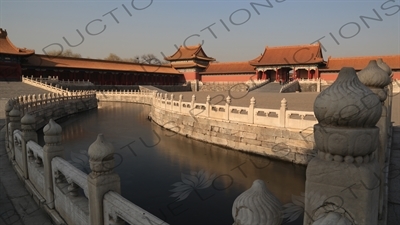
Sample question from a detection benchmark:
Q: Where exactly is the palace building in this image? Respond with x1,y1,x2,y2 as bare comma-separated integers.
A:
0,28,399,84
0,29,183,85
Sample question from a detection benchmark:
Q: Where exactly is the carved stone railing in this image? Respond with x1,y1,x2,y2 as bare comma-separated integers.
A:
153,93,316,130
52,157,89,225
96,90,153,105
22,76,68,94
7,91,97,126
4,115,167,225
103,191,168,225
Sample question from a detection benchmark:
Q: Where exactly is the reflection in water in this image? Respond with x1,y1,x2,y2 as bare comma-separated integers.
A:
39,102,306,225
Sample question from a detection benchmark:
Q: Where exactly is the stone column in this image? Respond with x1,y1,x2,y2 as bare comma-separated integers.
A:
317,78,321,92
8,106,21,161
225,96,231,120
358,59,392,221
4,100,14,154
87,134,121,225
191,94,196,109
279,98,287,128
43,119,64,209
232,180,282,225
304,67,382,225
248,97,255,124
164,93,168,109
179,95,183,113
206,95,211,117
170,94,174,110
21,114,37,179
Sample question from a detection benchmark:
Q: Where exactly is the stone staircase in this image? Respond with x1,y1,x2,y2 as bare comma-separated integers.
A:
250,82,282,93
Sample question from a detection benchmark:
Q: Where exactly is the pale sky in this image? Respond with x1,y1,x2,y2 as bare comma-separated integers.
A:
1,0,399,62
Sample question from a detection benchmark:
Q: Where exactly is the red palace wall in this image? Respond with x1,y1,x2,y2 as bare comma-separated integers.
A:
320,72,339,81
183,72,199,81
321,71,400,82
201,74,256,82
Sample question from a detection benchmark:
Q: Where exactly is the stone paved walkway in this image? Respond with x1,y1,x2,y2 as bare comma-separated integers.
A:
0,127,54,225
0,82,54,225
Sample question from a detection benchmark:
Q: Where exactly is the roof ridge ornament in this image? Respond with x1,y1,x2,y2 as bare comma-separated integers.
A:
0,28,7,38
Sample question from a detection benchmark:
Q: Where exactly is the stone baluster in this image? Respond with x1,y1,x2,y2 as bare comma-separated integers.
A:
191,94,196,110
8,106,21,160
206,95,211,117
358,59,392,221
37,94,42,109
249,97,256,124
31,95,36,110
179,95,183,113
164,93,168,109
170,94,174,110
42,94,47,106
47,93,52,104
225,96,231,120
304,67,381,225
279,98,287,127
87,134,121,225
21,114,37,179
5,100,14,157
232,180,282,225
43,119,64,209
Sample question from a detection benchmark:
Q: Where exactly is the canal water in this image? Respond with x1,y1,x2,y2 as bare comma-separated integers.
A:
39,102,306,225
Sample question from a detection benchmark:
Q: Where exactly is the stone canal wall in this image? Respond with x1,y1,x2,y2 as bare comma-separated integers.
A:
150,103,315,165
149,93,316,165
96,91,317,164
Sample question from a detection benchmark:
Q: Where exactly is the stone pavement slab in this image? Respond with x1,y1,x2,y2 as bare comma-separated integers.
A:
0,127,54,225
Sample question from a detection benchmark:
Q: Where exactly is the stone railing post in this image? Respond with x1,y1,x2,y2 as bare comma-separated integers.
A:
170,94,174,110
8,106,21,160
206,95,211,117
164,93,168,109
21,114,37,179
5,100,14,154
232,180,282,225
43,119,64,209
304,67,381,225
279,98,287,127
249,97,255,124
225,96,231,120
87,134,121,225
191,94,196,110
179,95,183,113
358,59,392,221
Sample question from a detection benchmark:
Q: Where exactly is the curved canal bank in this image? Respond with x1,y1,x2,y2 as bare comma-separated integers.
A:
40,102,306,225
97,91,317,165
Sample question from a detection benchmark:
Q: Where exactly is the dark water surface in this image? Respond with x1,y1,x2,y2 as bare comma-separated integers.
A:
39,102,306,225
